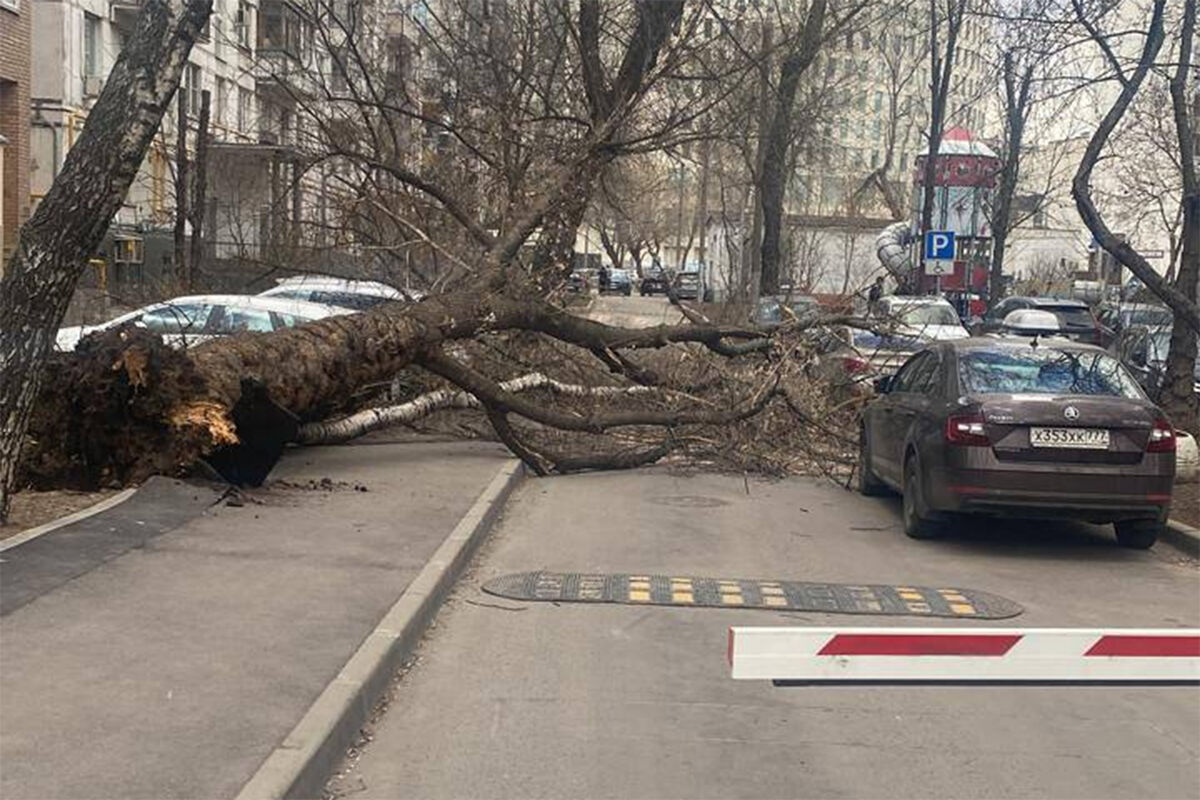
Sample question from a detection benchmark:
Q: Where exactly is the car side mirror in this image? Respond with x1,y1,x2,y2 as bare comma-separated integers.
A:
874,375,893,394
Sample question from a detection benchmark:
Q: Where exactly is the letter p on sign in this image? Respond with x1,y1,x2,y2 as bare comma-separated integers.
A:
925,230,955,261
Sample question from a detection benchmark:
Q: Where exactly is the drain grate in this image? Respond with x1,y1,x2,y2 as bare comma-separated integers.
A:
481,571,1023,619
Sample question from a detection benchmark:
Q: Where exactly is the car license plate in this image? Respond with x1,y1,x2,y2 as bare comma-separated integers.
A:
1029,427,1110,449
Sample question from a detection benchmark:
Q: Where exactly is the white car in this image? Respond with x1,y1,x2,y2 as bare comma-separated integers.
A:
873,296,969,341
55,294,349,352
258,275,419,310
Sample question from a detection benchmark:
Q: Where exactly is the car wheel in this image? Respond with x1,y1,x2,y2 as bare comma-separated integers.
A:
1114,519,1160,549
902,453,941,540
857,426,888,497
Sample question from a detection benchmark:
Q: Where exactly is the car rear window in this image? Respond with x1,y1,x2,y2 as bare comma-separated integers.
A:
1127,307,1173,327
1043,306,1094,329
958,348,1143,398
851,330,924,352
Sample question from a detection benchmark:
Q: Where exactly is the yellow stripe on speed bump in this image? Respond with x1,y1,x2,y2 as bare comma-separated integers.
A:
480,572,1024,619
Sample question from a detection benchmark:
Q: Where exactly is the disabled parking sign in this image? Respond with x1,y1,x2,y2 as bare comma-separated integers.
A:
924,230,955,276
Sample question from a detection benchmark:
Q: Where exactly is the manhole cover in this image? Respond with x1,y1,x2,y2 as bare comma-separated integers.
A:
482,571,1023,619
652,496,731,508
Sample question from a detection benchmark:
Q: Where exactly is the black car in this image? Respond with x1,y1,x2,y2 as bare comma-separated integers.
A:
979,297,1102,345
639,270,670,296
1113,324,1200,398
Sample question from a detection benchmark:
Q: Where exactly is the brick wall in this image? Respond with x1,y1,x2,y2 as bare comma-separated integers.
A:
0,0,32,265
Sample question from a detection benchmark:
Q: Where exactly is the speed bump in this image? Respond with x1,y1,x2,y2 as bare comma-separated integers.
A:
481,572,1023,619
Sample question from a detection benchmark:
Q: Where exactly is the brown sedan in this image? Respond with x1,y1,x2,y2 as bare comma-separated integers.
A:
858,337,1177,548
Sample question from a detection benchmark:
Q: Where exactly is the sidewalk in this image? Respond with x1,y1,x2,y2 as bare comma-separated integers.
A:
0,437,514,800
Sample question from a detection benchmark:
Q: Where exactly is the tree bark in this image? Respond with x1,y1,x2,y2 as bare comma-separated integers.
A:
918,0,966,288
1161,0,1199,431
758,1,826,297
188,88,211,289
989,52,1033,311
0,0,214,521
174,90,190,284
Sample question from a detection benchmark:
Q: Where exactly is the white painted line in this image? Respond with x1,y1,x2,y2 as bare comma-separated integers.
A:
0,488,138,553
728,627,1200,683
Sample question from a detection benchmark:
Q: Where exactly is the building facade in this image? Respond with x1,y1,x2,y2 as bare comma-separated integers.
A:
0,0,32,267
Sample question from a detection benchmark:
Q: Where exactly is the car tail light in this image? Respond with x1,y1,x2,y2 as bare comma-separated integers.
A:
945,413,990,446
1147,418,1176,453
843,356,870,374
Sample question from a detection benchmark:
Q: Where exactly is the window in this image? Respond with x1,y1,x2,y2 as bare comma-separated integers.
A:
216,79,230,128
184,64,202,116
83,13,101,77
874,91,883,112
211,306,275,333
871,150,878,168
891,352,934,393
900,153,907,171
958,349,1143,398
238,87,252,132
138,303,214,335
236,1,253,48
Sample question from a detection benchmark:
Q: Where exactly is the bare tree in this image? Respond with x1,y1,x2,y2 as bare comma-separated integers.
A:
0,0,215,521
1072,0,1199,430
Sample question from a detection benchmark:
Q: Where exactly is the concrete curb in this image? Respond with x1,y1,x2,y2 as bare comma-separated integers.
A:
1162,519,1200,558
234,459,525,800
0,488,137,553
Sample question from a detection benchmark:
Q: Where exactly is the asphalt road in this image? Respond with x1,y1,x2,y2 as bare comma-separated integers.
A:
329,469,1200,800
586,293,683,328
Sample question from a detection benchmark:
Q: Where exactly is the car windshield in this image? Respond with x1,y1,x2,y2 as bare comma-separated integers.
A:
959,348,1144,398
895,304,959,326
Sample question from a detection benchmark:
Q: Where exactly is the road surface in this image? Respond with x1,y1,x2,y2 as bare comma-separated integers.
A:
586,293,684,329
328,467,1200,799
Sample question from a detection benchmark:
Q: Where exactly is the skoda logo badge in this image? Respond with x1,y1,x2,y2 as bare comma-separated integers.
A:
1064,406,1080,421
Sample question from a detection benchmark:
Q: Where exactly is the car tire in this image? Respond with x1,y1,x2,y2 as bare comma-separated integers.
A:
902,453,941,540
857,426,889,497
1114,519,1160,549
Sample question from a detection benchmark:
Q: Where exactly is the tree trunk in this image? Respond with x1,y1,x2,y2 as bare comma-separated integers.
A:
188,88,211,289
1161,0,1199,431
174,90,190,283
0,0,214,522
758,1,825,298
989,53,1032,310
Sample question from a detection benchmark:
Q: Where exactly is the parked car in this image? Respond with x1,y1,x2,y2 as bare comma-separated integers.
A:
1096,302,1174,346
858,337,1175,548
672,270,702,300
753,295,821,330
566,271,590,294
871,296,969,341
639,268,670,296
1113,324,1200,397
979,297,1102,344
55,295,348,352
602,268,633,296
258,275,416,310
813,327,925,398
999,309,1067,338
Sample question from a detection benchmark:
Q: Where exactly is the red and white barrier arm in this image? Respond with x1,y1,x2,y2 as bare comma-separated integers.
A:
728,627,1200,683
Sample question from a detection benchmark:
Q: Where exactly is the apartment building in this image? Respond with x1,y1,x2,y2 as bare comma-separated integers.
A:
28,0,344,289
0,0,32,267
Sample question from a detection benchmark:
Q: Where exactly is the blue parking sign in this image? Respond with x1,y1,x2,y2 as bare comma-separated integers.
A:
924,230,955,261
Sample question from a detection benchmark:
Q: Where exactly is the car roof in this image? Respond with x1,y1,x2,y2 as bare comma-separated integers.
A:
261,276,404,297
1008,296,1089,308
943,336,1106,354
881,295,952,305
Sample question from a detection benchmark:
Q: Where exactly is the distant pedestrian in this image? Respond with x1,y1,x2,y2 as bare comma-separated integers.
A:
867,276,885,313
599,266,611,292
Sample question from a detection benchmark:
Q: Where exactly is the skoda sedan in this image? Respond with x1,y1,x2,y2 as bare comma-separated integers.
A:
858,337,1176,548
